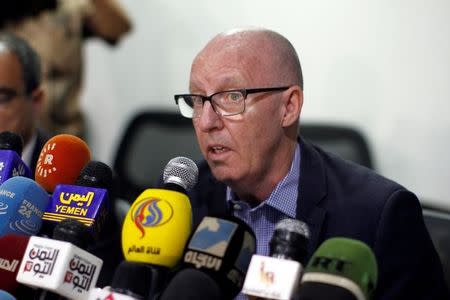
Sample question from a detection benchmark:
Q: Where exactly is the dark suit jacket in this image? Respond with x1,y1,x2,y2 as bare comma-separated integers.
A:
187,137,448,299
29,128,50,177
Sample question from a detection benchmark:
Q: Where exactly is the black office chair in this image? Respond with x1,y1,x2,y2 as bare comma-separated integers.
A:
422,207,450,290
299,123,374,169
113,111,202,202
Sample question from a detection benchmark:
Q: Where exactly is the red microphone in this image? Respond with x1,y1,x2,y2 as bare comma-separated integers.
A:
35,134,91,193
0,234,29,293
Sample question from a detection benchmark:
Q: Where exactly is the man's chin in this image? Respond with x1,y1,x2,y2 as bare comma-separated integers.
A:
210,165,237,185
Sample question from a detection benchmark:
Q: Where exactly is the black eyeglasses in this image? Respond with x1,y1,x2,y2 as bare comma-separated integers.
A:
174,86,290,118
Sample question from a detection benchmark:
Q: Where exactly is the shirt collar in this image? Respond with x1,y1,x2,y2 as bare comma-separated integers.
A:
226,143,301,218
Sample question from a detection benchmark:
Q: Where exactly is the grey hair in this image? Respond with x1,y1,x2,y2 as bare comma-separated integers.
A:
0,32,42,95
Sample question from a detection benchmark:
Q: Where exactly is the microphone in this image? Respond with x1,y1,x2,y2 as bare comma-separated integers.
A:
0,131,23,156
35,134,91,193
0,234,29,293
121,156,197,266
16,219,103,300
0,290,16,300
74,160,113,191
52,218,95,250
116,157,198,299
242,219,310,300
0,131,32,184
72,161,123,287
162,215,257,300
270,219,310,263
0,176,49,236
88,287,142,300
298,237,378,300
106,261,160,300
41,161,112,238
159,268,224,300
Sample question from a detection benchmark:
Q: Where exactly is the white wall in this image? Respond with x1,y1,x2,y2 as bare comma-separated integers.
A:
81,0,450,210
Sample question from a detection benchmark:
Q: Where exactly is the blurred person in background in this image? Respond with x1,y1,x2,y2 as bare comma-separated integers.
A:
1,0,132,141
0,32,48,175
0,30,124,287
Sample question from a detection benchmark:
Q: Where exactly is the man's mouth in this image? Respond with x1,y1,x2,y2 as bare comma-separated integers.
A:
211,146,227,153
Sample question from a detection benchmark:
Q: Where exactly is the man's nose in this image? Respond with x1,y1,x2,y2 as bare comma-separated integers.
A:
196,101,223,132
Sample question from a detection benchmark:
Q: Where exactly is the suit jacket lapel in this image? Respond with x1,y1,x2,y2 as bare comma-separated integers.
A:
296,138,327,258
190,161,227,228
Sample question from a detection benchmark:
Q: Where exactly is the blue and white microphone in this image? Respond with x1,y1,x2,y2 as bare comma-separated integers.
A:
0,132,31,185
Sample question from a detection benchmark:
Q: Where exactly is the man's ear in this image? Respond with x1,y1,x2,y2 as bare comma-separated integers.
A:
30,87,45,115
281,85,303,128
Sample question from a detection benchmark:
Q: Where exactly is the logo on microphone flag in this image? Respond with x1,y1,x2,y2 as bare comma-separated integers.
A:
23,245,60,278
188,217,237,257
43,184,107,230
242,255,302,299
183,217,239,271
235,231,256,273
36,142,57,178
0,151,32,184
131,197,174,239
17,236,103,299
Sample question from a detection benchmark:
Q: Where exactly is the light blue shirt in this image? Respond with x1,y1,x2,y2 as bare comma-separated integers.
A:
227,144,301,299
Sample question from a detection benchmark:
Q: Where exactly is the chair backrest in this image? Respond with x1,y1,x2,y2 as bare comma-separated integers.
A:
300,123,374,169
113,111,202,201
422,207,450,290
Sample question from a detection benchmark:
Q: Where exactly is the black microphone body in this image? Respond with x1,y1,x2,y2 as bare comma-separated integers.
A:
111,261,167,300
159,268,224,300
242,219,310,299
160,215,257,300
294,281,359,300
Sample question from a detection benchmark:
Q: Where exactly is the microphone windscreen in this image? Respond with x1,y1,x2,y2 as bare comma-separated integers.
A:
0,131,23,156
122,156,197,267
296,281,361,300
163,157,198,192
0,132,31,184
0,234,29,292
52,218,93,250
242,219,308,300
270,218,310,263
301,237,378,300
160,268,224,300
0,289,16,300
0,176,49,236
75,161,113,192
35,134,91,193
121,187,192,267
111,261,162,300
